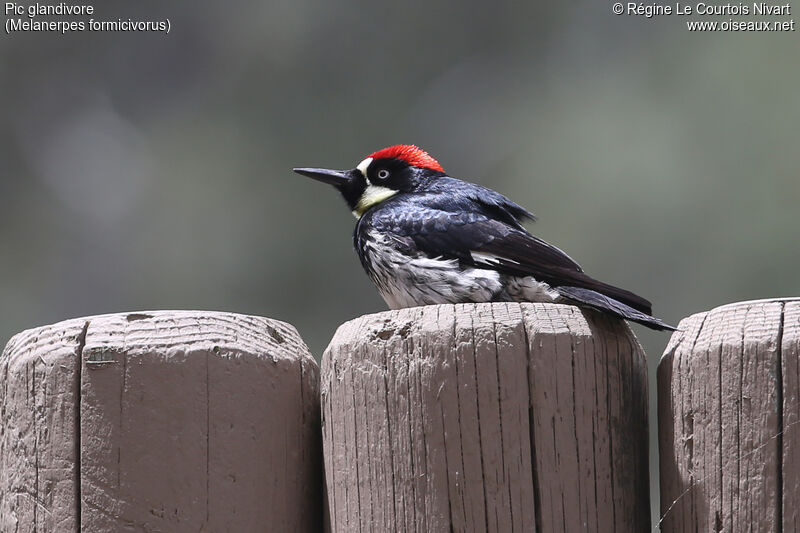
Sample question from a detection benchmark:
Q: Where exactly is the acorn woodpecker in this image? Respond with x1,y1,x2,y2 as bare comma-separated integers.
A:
294,145,674,330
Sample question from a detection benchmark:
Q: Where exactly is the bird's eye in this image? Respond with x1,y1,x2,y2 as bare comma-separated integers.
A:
376,169,390,181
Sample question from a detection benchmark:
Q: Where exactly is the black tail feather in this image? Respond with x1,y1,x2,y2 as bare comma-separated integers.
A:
574,277,653,315
556,286,676,331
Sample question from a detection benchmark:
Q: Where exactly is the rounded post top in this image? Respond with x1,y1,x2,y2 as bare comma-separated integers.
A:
661,298,798,362
1,310,315,368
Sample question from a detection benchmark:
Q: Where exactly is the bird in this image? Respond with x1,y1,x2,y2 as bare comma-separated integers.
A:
294,144,674,330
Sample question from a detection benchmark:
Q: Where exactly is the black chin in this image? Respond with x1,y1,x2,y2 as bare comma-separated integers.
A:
294,167,366,212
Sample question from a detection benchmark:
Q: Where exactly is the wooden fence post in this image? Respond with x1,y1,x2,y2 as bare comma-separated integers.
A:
657,298,800,532
321,302,650,532
0,311,321,532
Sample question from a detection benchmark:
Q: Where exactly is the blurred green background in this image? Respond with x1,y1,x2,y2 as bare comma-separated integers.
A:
2,0,798,526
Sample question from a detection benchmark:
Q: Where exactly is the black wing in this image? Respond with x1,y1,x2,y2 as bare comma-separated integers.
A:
367,198,654,316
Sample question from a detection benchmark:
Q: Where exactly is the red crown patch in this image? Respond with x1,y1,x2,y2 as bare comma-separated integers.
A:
368,145,444,172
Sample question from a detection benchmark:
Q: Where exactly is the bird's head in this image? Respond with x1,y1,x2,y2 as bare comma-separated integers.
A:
294,144,446,219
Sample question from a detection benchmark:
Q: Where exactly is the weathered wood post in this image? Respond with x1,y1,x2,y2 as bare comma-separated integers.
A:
658,298,800,532
321,302,650,532
0,311,321,532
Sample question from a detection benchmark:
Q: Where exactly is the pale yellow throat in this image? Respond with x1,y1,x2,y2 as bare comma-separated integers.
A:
352,185,398,219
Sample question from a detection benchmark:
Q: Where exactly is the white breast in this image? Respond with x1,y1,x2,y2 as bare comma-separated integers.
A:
361,231,505,309
360,228,562,308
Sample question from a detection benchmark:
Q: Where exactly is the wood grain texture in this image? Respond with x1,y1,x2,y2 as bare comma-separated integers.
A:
782,301,800,531
0,318,87,532
0,310,321,532
321,302,650,533
658,298,800,532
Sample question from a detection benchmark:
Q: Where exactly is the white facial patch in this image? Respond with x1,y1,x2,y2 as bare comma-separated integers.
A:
356,157,373,178
352,156,397,218
352,185,398,219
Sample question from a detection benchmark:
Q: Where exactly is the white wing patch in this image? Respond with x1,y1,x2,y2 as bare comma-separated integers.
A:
470,251,520,267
